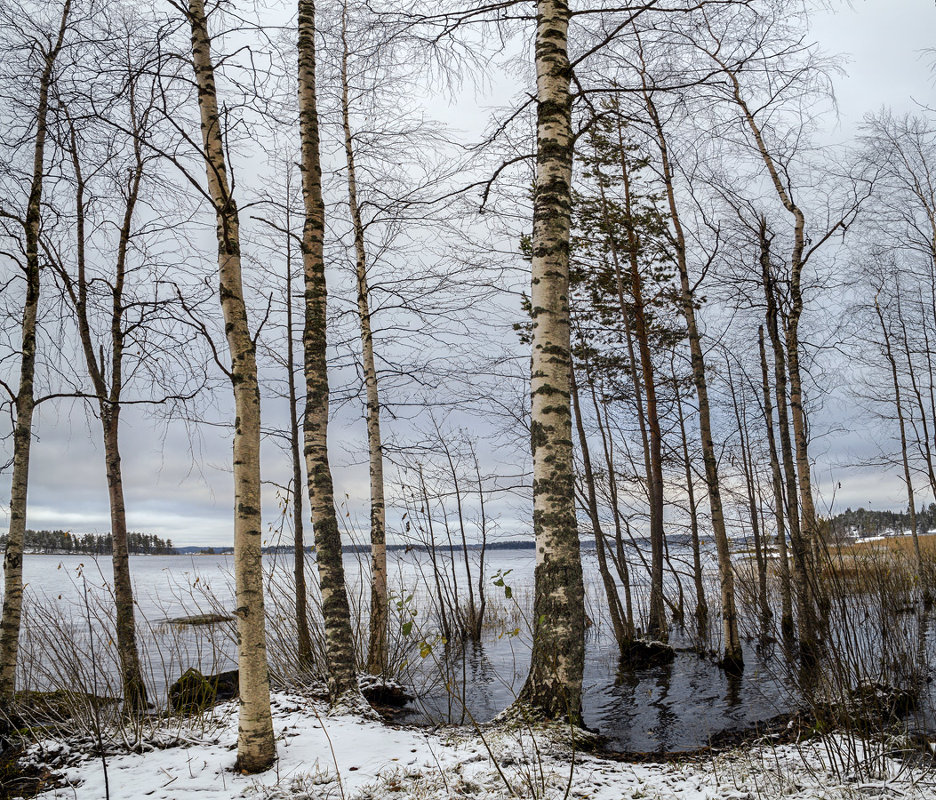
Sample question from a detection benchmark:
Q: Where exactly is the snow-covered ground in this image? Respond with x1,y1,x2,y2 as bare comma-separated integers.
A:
18,691,936,800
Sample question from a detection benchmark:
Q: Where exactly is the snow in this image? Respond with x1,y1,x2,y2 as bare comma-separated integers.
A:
22,691,936,800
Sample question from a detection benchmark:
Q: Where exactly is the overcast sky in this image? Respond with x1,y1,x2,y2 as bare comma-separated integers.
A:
5,1,936,547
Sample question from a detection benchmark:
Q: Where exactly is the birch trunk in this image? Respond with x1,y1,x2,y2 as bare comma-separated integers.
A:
338,8,388,675
0,0,71,703
187,0,274,771
298,0,360,703
762,250,816,656
285,201,314,671
515,0,585,723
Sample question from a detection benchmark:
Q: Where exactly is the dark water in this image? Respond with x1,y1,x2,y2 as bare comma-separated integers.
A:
399,628,802,752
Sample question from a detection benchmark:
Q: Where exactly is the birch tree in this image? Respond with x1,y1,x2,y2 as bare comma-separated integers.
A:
183,0,275,771
0,0,73,704
337,4,388,675
514,0,586,724
297,0,362,706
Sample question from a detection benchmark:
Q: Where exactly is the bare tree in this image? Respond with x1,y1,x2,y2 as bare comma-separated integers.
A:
337,3,388,675
183,0,275,771
298,0,362,707
0,0,74,704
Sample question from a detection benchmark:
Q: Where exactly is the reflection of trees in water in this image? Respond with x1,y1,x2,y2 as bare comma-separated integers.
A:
725,671,742,710
648,663,678,753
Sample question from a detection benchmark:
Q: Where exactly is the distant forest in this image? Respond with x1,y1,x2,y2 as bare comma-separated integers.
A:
0,529,177,555
1,510,929,557
828,506,936,539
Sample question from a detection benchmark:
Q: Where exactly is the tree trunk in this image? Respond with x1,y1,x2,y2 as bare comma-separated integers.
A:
874,295,924,590
101,411,147,710
298,0,360,704
727,361,771,631
588,115,665,640
61,107,149,712
642,87,742,671
673,377,708,640
571,365,629,650
589,379,635,636
0,0,71,703
758,326,794,641
729,73,821,663
598,141,666,641
514,0,585,724
285,198,314,672
762,245,816,658
338,7,388,675
187,0,275,771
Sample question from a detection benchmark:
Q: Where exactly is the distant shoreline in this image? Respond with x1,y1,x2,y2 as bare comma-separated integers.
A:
21,540,538,557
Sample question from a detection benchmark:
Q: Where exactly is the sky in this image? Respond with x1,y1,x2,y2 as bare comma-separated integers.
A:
4,0,936,547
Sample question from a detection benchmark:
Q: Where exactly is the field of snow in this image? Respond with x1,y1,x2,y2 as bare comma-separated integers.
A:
20,691,936,800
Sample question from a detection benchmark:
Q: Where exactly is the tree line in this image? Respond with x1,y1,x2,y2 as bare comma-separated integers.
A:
0,530,176,555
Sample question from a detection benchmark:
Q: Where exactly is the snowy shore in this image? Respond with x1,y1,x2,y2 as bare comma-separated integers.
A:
17,691,936,800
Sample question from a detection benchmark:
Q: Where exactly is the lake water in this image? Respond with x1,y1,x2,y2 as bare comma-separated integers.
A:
12,547,936,754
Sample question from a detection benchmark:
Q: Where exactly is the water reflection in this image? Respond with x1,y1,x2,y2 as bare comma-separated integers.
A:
402,626,801,753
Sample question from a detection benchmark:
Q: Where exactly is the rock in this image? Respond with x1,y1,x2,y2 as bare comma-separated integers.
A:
165,613,234,627
357,674,413,708
620,640,675,669
168,668,238,714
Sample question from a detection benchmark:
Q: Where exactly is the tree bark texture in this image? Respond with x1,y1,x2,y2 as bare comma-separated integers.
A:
298,0,360,703
515,0,586,724
338,7,387,675
187,0,275,771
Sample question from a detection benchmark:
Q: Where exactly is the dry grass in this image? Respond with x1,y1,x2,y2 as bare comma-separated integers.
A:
844,531,936,556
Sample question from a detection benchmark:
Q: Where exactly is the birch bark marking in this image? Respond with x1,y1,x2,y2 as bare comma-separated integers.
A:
298,0,360,703
186,0,275,771
515,0,586,723
339,8,388,675
0,0,71,703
